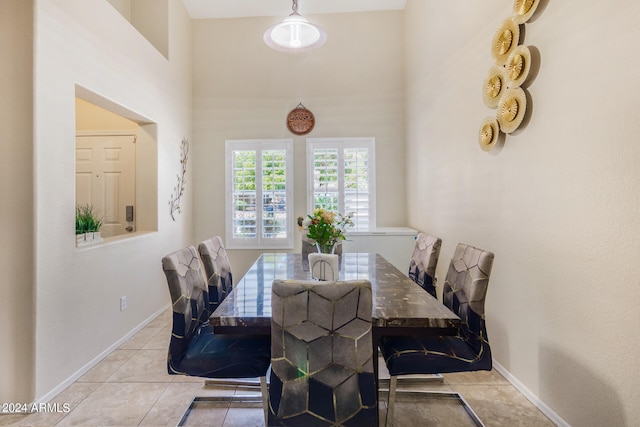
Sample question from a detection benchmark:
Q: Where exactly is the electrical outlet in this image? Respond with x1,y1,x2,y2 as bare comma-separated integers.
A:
120,296,127,311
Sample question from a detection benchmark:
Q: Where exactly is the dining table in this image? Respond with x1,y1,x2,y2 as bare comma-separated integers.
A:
210,252,460,335
209,252,461,423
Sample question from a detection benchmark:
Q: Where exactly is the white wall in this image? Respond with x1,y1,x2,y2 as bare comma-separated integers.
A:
106,0,131,21
75,98,138,131
107,0,169,57
191,11,406,276
404,1,640,425
0,0,35,403
131,0,169,58
32,0,192,400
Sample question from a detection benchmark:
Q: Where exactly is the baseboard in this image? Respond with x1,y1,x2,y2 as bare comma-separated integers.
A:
492,359,570,427
36,303,171,404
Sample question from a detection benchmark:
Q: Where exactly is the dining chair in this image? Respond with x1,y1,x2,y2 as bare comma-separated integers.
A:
269,279,377,426
408,232,442,298
161,246,271,426
197,236,233,312
379,243,494,427
384,232,444,387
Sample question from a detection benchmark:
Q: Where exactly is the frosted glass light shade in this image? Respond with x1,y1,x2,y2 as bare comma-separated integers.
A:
264,13,327,53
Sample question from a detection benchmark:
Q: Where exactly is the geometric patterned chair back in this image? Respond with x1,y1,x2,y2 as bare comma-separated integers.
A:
161,246,211,373
443,243,494,362
269,279,376,426
197,236,233,312
408,233,442,298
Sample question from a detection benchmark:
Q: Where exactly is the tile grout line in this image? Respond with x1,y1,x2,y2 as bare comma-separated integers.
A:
53,382,102,427
136,382,172,427
55,316,169,426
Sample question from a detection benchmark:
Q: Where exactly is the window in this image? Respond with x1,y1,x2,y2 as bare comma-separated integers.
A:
226,139,293,249
306,138,376,231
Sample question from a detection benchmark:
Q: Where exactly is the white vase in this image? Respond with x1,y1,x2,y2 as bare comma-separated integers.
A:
77,231,103,246
315,242,337,254
308,253,339,281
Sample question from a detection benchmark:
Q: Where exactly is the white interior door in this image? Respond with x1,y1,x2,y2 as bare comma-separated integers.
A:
76,134,136,238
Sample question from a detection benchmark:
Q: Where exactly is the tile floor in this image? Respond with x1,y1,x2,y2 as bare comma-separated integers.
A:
1,309,555,427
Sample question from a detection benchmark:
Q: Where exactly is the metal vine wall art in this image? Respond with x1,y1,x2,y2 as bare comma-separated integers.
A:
169,138,189,221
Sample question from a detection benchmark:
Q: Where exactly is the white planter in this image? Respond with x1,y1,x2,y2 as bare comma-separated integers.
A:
76,231,103,247
308,253,339,281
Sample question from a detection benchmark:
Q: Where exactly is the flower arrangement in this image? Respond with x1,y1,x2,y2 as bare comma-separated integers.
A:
298,208,354,254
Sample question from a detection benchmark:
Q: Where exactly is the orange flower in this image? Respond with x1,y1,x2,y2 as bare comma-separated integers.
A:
321,210,335,223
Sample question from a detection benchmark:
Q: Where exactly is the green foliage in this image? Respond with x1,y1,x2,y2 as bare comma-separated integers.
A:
233,150,286,192
75,204,103,234
301,209,353,253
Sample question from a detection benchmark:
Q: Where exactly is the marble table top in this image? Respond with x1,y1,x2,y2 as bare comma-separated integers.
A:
210,253,460,334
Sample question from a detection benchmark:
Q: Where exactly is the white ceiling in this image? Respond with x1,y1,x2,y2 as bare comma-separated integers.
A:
182,0,407,19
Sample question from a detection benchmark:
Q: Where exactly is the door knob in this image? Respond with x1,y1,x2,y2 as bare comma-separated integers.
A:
125,226,133,232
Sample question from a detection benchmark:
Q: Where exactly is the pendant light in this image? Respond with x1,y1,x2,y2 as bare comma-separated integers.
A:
263,0,327,53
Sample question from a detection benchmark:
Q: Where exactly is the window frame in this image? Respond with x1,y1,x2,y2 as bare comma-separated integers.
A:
225,139,294,250
306,137,376,231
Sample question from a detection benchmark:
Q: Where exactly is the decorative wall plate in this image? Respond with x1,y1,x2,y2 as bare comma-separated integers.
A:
513,0,540,24
286,103,315,135
483,66,507,109
479,117,500,151
505,45,531,88
497,87,527,133
491,18,520,66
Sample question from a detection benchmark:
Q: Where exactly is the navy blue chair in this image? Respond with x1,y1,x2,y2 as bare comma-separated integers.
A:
269,279,376,426
380,243,494,427
198,236,233,312
396,232,445,386
408,232,442,298
162,246,271,425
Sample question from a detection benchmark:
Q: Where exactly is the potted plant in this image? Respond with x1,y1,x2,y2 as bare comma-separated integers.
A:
75,204,103,246
299,208,353,254
298,209,353,280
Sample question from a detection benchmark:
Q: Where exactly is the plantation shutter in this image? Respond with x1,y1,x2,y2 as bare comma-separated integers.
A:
226,140,293,249
308,138,375,231
343,148,370,230
231,150,257,239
